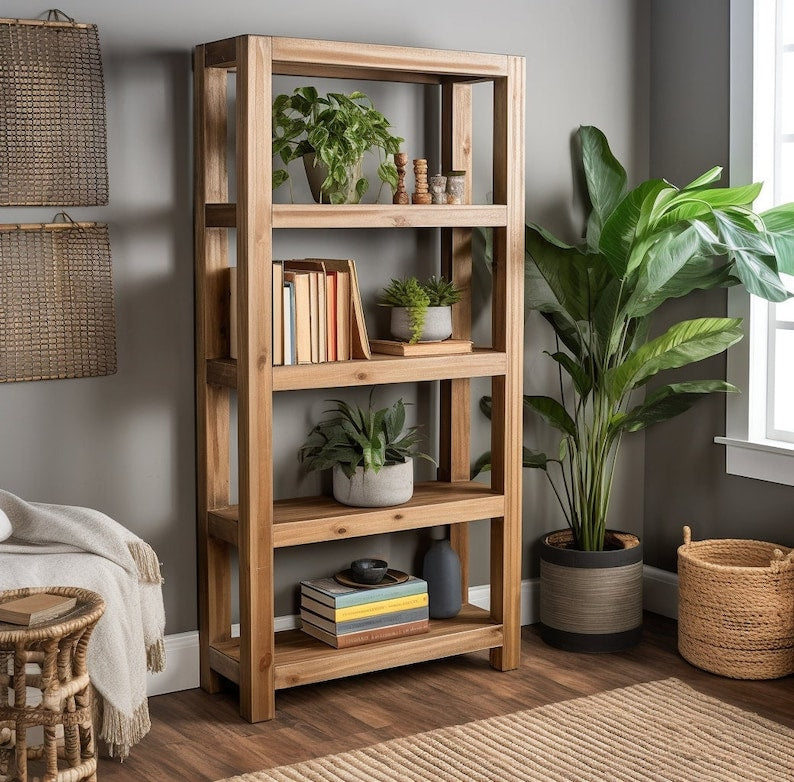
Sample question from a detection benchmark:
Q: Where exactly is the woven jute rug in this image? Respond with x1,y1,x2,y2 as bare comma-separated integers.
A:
216,678,794,781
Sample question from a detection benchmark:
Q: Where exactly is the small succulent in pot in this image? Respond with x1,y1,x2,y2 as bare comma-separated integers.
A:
379,275,463,344
298,393,435,507
271,87,403,204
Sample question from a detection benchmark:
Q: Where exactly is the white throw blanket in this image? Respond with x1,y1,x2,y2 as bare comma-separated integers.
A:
0,490,166,758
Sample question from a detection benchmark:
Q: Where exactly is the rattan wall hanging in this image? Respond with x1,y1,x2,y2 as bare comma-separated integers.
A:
0,11,108,206
0,218,117,382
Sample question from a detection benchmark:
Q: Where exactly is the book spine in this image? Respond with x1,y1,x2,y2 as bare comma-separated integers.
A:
300,577,428,608
301,618,430,649
321,592,428,622
301,605,429,635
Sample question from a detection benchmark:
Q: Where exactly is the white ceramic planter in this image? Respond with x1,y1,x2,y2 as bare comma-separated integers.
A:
332,458,414,507
390,306,452,343
303,153,363,204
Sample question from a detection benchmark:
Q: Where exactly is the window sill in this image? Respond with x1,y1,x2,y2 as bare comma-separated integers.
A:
714,436,794,486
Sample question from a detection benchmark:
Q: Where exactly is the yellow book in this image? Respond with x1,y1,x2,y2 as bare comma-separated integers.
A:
300,591,428,622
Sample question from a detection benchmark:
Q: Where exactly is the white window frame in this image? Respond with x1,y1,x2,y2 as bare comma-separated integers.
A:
717,0,794,485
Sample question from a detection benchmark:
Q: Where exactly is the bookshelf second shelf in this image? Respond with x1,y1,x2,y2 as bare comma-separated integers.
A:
208,481,504,548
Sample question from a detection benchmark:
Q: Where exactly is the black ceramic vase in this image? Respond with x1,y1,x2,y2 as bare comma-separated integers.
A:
422,526,462,619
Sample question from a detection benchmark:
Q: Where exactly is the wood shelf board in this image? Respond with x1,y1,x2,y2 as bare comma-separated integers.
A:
209,605,502,690
206,350,506,390
208,481,504,548
204,203,508,230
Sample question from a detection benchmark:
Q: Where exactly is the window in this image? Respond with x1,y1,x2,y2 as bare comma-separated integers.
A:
719,0,794,484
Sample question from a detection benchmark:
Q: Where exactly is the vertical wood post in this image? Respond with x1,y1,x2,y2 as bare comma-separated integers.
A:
236,35,275,722
489,56,525,671
194,44,232,694
440,81,473,601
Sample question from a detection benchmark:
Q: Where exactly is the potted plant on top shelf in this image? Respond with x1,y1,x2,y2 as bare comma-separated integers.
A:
299,394,435,508
476,125,794,653
379,275,463,344
272,87,403,205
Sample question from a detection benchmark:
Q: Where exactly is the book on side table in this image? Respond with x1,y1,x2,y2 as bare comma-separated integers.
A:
0,593,77,625
299,574,429,648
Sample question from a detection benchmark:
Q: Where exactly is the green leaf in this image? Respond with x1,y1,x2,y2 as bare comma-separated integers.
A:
272,169,289,189
607,318,744,401
523,395,577,439
614,380,738,433
599,179,669,277
579,125,628,251
761,203,794,275
545,351,591,396
683,166,723,190
687,182,762,208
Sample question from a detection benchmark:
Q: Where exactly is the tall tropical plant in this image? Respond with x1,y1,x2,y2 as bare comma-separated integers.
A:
476,126,794,551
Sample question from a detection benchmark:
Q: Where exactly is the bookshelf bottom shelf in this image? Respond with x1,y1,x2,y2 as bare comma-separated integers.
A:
209,604,503,691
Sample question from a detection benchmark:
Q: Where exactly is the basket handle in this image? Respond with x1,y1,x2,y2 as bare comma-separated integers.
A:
771,547,794,571
682,525,693,545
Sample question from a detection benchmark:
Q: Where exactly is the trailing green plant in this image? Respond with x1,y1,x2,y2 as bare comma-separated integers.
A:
272,87,403,204
379,276,463,343
474,125,794,552
424,275,464,306
298,394,435,479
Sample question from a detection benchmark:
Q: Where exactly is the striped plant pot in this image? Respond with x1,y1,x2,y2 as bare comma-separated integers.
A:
539,529,643,653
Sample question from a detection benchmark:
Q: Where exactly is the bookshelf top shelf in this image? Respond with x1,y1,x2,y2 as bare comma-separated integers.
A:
202,35,511,83
204,204,508,230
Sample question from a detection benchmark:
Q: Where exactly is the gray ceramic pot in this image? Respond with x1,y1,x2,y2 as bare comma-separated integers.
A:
390,306,452,343
332,458,414,507
303,153,363,204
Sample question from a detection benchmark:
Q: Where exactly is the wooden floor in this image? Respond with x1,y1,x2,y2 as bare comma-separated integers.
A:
98,614,794,781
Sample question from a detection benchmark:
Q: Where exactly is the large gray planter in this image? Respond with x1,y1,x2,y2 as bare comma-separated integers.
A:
539,528,643,652
303,153,363,204
390,306,452,343
332,458,414,507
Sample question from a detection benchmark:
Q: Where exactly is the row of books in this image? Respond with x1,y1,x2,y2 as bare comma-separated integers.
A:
230,258,371,365
299,575,430,648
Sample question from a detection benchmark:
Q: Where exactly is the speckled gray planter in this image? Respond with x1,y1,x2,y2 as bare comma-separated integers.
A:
390,306,452,343
332,458,414,507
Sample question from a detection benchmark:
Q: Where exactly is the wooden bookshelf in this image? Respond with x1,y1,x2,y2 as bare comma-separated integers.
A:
194,34,525,722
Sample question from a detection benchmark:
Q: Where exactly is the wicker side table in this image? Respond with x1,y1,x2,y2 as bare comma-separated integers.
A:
0,587,105,782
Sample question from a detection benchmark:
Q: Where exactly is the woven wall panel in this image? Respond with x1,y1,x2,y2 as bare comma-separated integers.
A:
0,223,117,382
0,19,108,206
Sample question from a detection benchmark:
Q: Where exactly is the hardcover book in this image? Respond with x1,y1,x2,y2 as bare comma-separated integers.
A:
300,604,429,635
300,617,430,649
300,574,427,609
0,593,77,625
300,591,429,622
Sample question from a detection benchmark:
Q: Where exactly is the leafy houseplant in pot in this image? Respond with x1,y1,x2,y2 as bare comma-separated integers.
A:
272,87,403,205
477,125,793,652
298,395,435,508
380,276,463,344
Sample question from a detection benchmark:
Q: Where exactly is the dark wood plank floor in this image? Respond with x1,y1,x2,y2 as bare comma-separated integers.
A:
97,614,794,781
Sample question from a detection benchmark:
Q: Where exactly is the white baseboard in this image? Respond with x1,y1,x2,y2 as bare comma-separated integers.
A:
147,568,677,697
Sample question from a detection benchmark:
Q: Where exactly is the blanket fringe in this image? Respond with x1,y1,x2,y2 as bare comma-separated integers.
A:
128,540,164,585
146,637,166,673
95,694,152,760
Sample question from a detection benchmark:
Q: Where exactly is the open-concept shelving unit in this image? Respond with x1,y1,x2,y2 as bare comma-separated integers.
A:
194,34,525,721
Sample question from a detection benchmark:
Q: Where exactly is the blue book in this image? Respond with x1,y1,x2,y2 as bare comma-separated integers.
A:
300,575,427,608
300,605,430,636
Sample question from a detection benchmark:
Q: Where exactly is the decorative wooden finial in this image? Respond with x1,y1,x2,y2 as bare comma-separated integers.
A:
412,158,432,205
393,152,409,205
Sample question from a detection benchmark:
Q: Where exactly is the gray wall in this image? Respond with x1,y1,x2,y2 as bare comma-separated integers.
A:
0,0,649,632
645,0,794,571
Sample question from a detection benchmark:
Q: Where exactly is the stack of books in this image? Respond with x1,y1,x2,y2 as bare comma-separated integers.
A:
299,574,430,648
0,593,77,626
230,258,370,365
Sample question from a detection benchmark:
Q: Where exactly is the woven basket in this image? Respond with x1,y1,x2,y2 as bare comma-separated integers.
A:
678,525,794,679
0,16,108,205
0,221,117,382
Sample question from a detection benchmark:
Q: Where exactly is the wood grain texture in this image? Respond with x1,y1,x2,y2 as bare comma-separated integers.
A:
194,46,232,695
204,203,508,229
208,482,504,548
96,615,794,782
489,56,525,672
235,35,275,723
